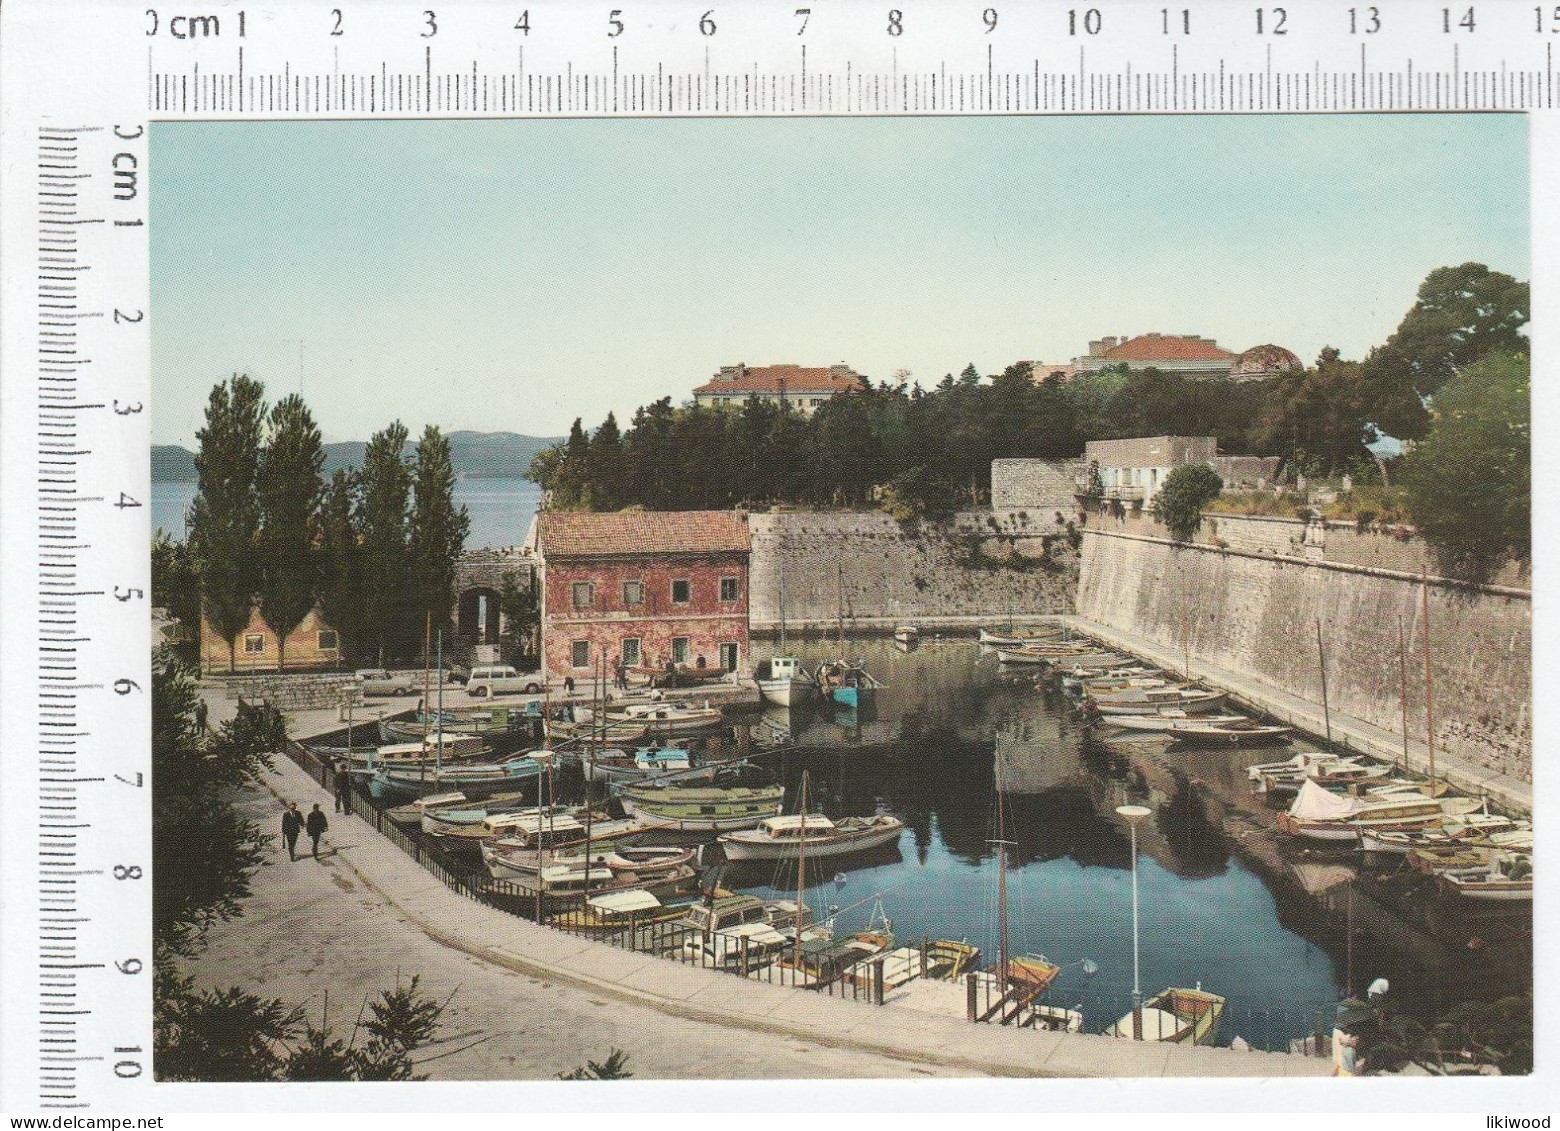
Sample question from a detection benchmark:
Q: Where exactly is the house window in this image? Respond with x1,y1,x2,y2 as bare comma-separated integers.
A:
571,640,590,668
317,630,339,652
719,577,740,602
621,637,641,668
622,580,644,607
671,579,691,605
571,581,594,608
672,637,690,664
243,633,265,654
719,642,739,672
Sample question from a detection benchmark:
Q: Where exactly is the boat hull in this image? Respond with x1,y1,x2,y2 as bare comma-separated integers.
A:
719,822,904,861
758,677,814,707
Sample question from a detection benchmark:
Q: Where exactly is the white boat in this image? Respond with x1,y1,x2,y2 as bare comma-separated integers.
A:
598,700,725,735
1277,779,1461,843
718,812,904,862
978,627,1060,647
1436,854,1532,901
1167,720,1292,746
893,625,920,644
618,784,786,833
1088,687,1229,715
755,656,816,706
1104,712,1250,733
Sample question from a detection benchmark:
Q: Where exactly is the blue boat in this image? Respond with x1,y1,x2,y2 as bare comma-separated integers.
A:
367,756,545,800
816,659,879,708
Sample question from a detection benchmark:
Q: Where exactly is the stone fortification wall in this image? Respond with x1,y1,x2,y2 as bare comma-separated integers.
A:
990,458,1080,518
748,510,1077,628
221,673,364,712
1076,530,1531,780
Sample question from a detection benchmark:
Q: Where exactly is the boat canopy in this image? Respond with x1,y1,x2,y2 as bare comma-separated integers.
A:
1288,779,1359,822
539,864,615,884
587,890,662,913
756,814,839,836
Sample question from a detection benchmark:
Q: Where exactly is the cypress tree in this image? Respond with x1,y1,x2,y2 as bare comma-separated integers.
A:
255,394,325,671
407,425,470,649
188,375,265,673
360,422,411,666
317,469,365,665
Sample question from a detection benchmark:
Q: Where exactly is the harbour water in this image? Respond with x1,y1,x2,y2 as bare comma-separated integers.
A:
152,475,542,548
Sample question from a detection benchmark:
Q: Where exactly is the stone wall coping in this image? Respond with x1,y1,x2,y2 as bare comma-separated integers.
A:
1082,527,1531,600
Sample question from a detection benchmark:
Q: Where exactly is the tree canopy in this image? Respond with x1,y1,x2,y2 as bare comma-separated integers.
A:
1155,464,1225,542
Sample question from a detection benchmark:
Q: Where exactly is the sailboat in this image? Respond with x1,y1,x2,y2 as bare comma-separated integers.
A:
815,564,881,708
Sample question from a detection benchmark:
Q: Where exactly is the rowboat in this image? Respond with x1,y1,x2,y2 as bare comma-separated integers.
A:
1001,647,1128,667
618,784,786,833
718,812,905,862
1434,854,1532,902
1088,687,1229,715
978,627,1061,647
1106,987,1226,1044
893,625,920,644
1246,751,1353,786
1103,712,1251,733
1166,720,1293,746
545,888,709,934
594,701,726,736
367,755,544,800
755,656,816,706
1060,668,1166,691
1276,780,1466,843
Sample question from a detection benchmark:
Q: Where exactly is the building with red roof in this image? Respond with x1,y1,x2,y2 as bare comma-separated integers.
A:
693,362,867,415
536,510,751,682
1073,333,1238,379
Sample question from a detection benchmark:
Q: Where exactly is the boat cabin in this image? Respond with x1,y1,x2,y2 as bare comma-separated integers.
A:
750,813,838,840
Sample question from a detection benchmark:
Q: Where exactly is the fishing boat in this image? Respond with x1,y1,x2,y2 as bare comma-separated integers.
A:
419,790,547,837
1060,668,1166,691
893,624,921,644
499,861,701,917
755,655,816,707
479,819,655,881
326,735,489,768
542,714,651,747
1276,779,1462,844
1087,687,1229,715
978,627,1061,647
718,812,904,862
1166,720,1293,746
1103,712,1251,733
999,647,1126,667
366,755,544,800
582,744,695,785
1106,987,1226,1044
1434,853,1532,902
1358,812,1526,855
592,700,726,736
618,784,786,833
815,658,880,708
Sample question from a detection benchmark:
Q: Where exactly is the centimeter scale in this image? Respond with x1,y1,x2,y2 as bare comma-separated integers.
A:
1,0,1556,1112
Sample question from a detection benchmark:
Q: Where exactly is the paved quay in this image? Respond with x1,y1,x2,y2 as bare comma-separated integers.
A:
1058,615,1533,817
214,733,1331,1080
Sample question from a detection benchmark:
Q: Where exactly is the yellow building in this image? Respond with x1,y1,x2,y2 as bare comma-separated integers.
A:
200,604,342,674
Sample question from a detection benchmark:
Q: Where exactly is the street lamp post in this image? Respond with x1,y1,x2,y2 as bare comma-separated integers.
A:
1116,803,1152,1041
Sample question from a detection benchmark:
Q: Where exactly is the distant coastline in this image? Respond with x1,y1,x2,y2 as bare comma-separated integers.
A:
150,430,563,483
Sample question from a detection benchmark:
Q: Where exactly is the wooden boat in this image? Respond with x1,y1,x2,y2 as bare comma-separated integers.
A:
1107,987,1226,1044
1276,780,1460,843
755,656,816,707
384,789,470,825
1000,647,1127,667
978,627,1061,647
1167,720,1292,746
367,755,544,800
1358,813,1527,855
546,888,708,934
1060,669,1166,691
618,784,786,833
480,820,656,881
1005,955,1062,999
542,715,650,746
498,861,700,917
420,790,546,837
893,625,920,644
925,939,981,980
718,812,904,862
1435,853,1532,902
1104,711,1250,733
582,744,694,785
1089,687,1229,715
594,700,725,736
1246,750,1353,786
815,659,880,708
325,735,488,767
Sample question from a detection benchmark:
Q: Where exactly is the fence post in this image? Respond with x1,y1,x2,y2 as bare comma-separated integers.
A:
873,958,885,1006
966,972,978,1022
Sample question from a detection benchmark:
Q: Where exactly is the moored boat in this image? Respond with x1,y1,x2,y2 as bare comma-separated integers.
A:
1103,711,1251,733
755,656,816,706
978,627,1061,647
367,755,544,800
1166,720,1292,746
1088,687,1229,715
1106,987,1226,1044
718,812,904,862
618,784,786,833
893,625,920,644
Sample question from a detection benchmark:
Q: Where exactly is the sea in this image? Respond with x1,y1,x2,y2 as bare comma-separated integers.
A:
152,475,543,549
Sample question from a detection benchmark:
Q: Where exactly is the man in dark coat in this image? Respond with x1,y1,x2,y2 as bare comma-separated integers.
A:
281,802,303,861
333,761,352,814
305,803,328,859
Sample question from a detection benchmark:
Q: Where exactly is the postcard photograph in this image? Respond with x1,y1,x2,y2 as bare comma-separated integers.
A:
145,114,1532,1087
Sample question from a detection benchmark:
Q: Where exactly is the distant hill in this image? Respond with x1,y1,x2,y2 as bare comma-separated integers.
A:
152,431,563,483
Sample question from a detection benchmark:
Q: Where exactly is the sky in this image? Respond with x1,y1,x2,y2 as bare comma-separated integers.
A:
150,115,1528,448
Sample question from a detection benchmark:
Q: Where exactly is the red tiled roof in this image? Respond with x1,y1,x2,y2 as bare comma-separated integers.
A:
1103,334,1236,363
693,363,865,397
538,510,750,558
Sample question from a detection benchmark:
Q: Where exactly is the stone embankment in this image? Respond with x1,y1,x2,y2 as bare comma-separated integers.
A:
748,510,1078,630
211,672,363,711
1074,528,1532,792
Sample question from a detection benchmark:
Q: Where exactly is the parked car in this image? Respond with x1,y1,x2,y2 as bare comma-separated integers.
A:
356,669,418,697
466,663,544,697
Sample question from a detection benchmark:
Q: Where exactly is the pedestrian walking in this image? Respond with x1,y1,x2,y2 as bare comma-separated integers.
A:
563,675,575,695
333,761,352,815
194,699,208,734
281,802,303,861
305,803,328,859
614,656,627,690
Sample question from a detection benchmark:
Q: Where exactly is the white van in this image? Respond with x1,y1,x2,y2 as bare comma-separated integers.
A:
466,663,544,697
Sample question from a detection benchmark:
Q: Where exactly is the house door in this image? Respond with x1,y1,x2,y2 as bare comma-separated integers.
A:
719,642,739,672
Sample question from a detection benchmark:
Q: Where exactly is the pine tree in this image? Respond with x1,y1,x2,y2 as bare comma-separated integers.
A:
255,395,325,671
360,422,411,665
317,469,365,664
587,411,624,510
188,375,266,672
407,426,470,650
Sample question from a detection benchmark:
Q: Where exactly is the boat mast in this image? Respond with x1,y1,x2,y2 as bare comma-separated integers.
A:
421,612,432,782
779,572,788,654
794,770,808,976
1315,618,1332,746
1421,570,1437,790
989,752,1013,990
435,627,444,772
1397,615,1410,773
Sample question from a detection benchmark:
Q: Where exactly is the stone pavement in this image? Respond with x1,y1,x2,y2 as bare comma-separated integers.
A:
225,751,1331,1080
1059,615,1532,816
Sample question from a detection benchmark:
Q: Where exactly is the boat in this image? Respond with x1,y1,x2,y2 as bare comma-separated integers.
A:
593,700,726,736
546,888,709,934
1246,750,1354,786
1106,987,1226,1044
755,655,816,707
978,627,1061,647
815,658,880,708
1357,812,1527,855
1060,668,1166,691
479,819,655,881
366,755,544,800
1434,853,1532,902
419,790,548,837
1087,687,1229,715
497,861,701,917
582,744,696,785
325,735,488,768
1166,720,1293,746
1103,712,1251,733
893,625,920,644
1276,779,1459,844
999,647,1126,667
618,784,786,833
718,812,904,862
542,714,651,747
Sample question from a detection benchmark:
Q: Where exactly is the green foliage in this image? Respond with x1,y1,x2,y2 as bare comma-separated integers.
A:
317,469,365,664
1082,461,1104,508
1337,992,1532,1076
407,425,470,647
1360,263,1530,440
559,1048,633,1081
1256,347,1373,477
188,374,266,671
1154,464,1224,542
1398,351,1529,583
151,533,201,651
498,570,539,667
360,421,412,664
256,394,326,670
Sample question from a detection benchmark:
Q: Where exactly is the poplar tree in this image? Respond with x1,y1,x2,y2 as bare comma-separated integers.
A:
407,425,470,650
317,469,366,664
255,395,325,671
188,375,266,672
587,412,623,510
360,421,411,665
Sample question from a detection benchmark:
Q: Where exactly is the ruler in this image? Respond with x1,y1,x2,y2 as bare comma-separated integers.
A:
0,0,1552,1114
